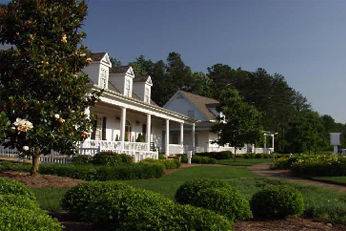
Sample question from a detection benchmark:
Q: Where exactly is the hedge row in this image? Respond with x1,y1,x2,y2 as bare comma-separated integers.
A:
141,158,181,169
40,162,165,180
181,154,216,164
175,179,251,221
62,181,232,231
71,152,134,166
272,154,346,176
0,177,61,231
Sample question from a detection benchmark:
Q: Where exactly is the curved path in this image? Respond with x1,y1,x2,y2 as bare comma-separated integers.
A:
248,163,346,192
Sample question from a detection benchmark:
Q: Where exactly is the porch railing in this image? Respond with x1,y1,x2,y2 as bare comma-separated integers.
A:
168,144,184,155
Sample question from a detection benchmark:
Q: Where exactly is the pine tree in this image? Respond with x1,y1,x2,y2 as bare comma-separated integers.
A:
0,0,98,175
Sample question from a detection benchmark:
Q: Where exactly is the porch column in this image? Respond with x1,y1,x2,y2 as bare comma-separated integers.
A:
165,119,170,156
84,107,91,142
271,134,275,151
263,133,267,149
146,114,151,151
120,107,127,150
180,123,184,154
192,123,196,153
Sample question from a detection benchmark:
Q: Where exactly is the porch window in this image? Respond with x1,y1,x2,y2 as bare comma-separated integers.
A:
144,86,150,103
91,116,106,140
99,68,107,89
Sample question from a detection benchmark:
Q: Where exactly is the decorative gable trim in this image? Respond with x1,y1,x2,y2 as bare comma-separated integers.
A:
100,53,112,68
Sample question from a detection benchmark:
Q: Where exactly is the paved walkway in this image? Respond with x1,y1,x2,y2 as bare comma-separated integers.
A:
248,163,346,192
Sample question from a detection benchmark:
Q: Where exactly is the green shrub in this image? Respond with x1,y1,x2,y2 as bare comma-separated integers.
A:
39,162,164,181
0,177,36,200
0,206,61,231
39,163,98,180
61,181,132,218
176,204,233,231
92,152,133,166
271,155,298,169
196,151,232,160
175,179,251,220
71,155,92,164
0,194,39,210
63,182,232,231
141,158,181,169
181,154,216,164
0,160,31,172
250,185,304,219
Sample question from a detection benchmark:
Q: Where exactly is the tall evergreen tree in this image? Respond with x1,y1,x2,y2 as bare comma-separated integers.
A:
0,0,98,175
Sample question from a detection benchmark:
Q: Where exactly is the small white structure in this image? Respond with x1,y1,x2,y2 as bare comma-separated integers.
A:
330,132,341,154
164,91,269,154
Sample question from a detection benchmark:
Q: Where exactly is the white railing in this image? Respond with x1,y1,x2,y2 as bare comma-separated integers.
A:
78,140,158,161
168,144,184,155
208,146,235,153
80,140,122,151
124,141,148,152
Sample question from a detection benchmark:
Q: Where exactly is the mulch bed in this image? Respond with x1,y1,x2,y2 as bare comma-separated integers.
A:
0,171,84,188
234,217,345,231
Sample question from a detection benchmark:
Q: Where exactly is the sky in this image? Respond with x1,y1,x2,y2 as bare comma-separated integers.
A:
1,0,346,123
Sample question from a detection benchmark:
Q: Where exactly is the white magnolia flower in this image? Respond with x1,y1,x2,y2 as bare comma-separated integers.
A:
13,118,33,132
54,114,60,119
86,57,93,63
61,34,67,43
79,53,86,57
22,146,29,151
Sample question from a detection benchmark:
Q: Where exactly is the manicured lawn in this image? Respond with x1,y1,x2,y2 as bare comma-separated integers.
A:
312,176,346,186
32,159,346,224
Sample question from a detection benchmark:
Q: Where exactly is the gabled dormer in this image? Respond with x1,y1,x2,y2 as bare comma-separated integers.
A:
109,66,135,97
83,52,112,89
133,75,153,104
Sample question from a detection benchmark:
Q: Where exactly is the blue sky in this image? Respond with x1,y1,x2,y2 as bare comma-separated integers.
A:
1,0,346,123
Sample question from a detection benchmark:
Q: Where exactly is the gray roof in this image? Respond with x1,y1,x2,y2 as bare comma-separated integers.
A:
179,90,219,120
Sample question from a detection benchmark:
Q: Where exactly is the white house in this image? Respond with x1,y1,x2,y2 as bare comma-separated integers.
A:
163,90,237,153
79,52,197,161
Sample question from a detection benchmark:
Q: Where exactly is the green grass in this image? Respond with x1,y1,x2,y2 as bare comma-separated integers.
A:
311,176,346,186
30,159,346,224
32,188,68,212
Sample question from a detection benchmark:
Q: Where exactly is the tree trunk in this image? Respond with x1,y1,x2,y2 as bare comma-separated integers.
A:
31,152,41,176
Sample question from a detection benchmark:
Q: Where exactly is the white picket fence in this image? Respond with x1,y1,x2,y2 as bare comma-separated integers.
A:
0,146,72,164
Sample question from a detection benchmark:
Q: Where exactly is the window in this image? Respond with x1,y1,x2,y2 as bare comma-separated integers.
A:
144,86,150,103
99,68,107,89
124,78,131,96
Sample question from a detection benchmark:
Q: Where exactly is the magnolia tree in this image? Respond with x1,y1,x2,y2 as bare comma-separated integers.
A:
0,0,98,175
212,86,263,155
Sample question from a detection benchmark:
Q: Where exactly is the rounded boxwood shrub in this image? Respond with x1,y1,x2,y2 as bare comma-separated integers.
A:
0,194,39,210
175,179,251,220
0,177,35,200
0,206,61,231
61,181,132,218
250,185,304,219
92,152,133,166
176,204,233,231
